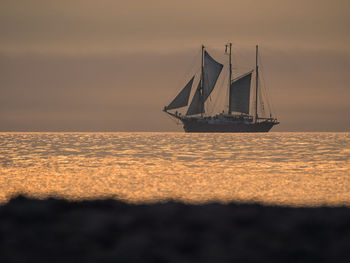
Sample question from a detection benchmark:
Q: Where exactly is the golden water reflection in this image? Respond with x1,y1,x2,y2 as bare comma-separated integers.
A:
0,132,349,206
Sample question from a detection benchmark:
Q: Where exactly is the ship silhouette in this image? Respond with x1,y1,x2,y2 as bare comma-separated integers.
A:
163,43,279,132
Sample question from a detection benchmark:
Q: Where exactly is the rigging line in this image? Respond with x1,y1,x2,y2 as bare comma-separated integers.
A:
258,75,269,117
261,80,272,117
209,69,228,115
166,114,181,125
258,53,271,114
205,45,226,60
261,70,274,117
232,45,251,74
231,48,240,78
258,78,265,117
258,51,277,117
185,48,202,79
171,48,201,102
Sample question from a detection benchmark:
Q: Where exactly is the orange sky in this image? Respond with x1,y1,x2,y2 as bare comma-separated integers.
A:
1,0,349,131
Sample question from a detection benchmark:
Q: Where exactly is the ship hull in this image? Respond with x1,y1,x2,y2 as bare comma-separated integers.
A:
181,119,278,133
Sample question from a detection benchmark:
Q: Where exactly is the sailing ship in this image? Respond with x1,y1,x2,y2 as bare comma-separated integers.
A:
163,43,279,132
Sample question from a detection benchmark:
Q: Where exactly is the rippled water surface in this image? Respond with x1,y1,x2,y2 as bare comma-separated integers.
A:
0,132,349,206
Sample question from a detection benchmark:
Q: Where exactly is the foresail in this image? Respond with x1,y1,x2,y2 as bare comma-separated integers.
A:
167,76,194,110
229,71,252,114
203,51,223,101
186,80,204,115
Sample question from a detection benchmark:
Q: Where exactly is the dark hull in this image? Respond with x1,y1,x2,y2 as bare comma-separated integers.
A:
181,119,278,133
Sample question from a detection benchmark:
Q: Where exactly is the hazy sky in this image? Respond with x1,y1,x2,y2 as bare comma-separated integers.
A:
1,0,349,131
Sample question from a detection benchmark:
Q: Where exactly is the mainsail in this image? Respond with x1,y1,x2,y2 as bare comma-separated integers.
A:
229,71,252,114
166,76,194,110
186,80,204,115
202,51,223,101
186,50,223,116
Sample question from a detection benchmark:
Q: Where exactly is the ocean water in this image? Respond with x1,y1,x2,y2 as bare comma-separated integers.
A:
0,132,349,206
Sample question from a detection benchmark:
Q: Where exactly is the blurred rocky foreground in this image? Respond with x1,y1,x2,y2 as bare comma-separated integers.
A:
1,196,350,263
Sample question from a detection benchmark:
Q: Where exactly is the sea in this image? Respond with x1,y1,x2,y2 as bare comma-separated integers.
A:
0,132,349,206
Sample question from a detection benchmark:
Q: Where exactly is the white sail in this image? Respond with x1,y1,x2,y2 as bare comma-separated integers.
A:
229,71,252,114
203,51,223,101
167,76,194,110
186,80,204,115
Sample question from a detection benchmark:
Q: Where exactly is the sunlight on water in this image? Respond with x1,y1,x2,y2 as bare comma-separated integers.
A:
0,132,349,206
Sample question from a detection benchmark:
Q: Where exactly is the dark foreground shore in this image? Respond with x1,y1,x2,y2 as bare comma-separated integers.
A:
1,196,350,263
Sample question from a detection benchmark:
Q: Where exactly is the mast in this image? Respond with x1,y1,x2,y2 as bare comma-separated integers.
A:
228,43,232,114
200,45,204,117
255,45,259,123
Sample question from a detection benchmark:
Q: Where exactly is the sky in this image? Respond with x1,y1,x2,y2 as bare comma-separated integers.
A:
1,0,349,131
